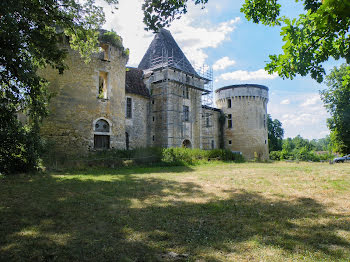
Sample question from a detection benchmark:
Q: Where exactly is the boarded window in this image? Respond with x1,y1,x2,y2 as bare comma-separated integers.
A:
94,135,110,149
228,114,232,128
183,105,189,121
98,71,108,99
126,97,132,118
227,98,231,108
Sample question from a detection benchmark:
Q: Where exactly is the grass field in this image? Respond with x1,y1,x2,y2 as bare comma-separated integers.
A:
0,162,349,261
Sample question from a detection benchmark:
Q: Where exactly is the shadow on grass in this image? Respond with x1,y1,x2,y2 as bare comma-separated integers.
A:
0,171,349,261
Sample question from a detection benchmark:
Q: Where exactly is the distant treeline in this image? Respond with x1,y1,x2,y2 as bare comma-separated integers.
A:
270,135,334,161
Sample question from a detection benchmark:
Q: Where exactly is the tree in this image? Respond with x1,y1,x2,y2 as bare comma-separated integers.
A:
0,0,119,174
267,114,284,152
142,0,350,85
320,64,350,154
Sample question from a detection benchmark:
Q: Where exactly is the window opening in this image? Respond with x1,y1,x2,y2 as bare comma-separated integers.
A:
126,132,129,150
183,105,189,121
126,97,132,118
98,71,108,99
229,140,232,145
206,113,210,127
227,98,231,108
94,119,110,149
228,114,232,128
211,140,214,149
99,43,110,60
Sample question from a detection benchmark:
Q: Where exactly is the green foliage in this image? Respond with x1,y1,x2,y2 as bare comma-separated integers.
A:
142,0,208,31
320,64,350,154
161,148,244,165
99,30,125,51
143,0,350,84
267,114,284,152
270,135,335,161
241,0,350,84
0,0,118,174
45,147,245,169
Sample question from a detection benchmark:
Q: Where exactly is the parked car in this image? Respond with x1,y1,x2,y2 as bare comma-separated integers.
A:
334,154,350,163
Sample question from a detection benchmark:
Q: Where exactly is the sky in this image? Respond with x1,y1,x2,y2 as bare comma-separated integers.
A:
101,0,344,140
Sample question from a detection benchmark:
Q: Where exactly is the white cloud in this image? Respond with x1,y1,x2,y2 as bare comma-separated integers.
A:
300,95,321,107
280,99,290,105
170,17,241,66
213,57,236,71
217,69,278,81
102,0,240,67
269,93,329,139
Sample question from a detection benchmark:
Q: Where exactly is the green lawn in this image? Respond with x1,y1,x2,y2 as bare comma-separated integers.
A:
1,162,350,261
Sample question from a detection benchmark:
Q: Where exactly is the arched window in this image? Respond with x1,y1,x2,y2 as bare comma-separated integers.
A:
94,119,110,149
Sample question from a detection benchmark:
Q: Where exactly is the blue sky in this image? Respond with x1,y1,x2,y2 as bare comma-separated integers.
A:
102,0,344,139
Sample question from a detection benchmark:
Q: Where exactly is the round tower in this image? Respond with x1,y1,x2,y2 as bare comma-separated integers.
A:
215,84,269,160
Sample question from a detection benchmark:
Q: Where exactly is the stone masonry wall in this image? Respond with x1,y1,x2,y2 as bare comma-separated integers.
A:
145,68,203,148
40,44,127,156
125,93,150,149
216,86,269,160
200,107,221,150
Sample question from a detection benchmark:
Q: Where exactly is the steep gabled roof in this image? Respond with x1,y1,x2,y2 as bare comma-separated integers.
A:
125,68,150,97
138,28,198,76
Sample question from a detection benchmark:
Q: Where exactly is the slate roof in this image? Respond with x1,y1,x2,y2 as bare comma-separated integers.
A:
125,68,150,97
215,84,269,93
138,28,199,76
202,105,221,112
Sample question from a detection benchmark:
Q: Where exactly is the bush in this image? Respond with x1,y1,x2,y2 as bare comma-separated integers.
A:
270,147,335,162
47,147,245,169
269,151,281,160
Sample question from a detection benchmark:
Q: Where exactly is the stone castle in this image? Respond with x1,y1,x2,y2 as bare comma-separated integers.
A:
41,29,269,160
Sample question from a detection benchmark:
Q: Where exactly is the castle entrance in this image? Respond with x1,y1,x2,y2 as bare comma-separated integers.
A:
182,139,192,148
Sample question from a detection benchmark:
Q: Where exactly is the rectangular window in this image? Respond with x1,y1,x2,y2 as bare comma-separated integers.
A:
264,114,266,128
94,135,110,149
126,97,132,118
183,105,189,121
98,71,108,99
227,98,231,108
229,140,232,145
206,113,210,127
183,87,189,99
228,114,232,128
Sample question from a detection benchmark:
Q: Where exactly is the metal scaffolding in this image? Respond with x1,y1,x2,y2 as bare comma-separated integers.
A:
148,48,215,149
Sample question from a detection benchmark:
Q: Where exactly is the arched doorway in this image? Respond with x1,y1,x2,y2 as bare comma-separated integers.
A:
182,139,192,148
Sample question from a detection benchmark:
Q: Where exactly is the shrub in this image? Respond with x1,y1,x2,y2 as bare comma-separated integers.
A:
269,151,281,160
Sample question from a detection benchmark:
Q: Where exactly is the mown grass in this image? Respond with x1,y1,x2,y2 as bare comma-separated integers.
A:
0,162,349,261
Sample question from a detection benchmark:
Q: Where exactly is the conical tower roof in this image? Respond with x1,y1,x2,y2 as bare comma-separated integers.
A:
138,28,198,76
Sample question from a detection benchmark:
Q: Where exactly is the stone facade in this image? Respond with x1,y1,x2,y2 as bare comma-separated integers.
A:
215,85,269,160
40,41,128,156
41,29,269,160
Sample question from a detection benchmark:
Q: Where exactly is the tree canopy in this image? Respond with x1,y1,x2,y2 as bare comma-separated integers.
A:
143,0,350,84
320,64,350,154
267,114,284,152
0,0,119,174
